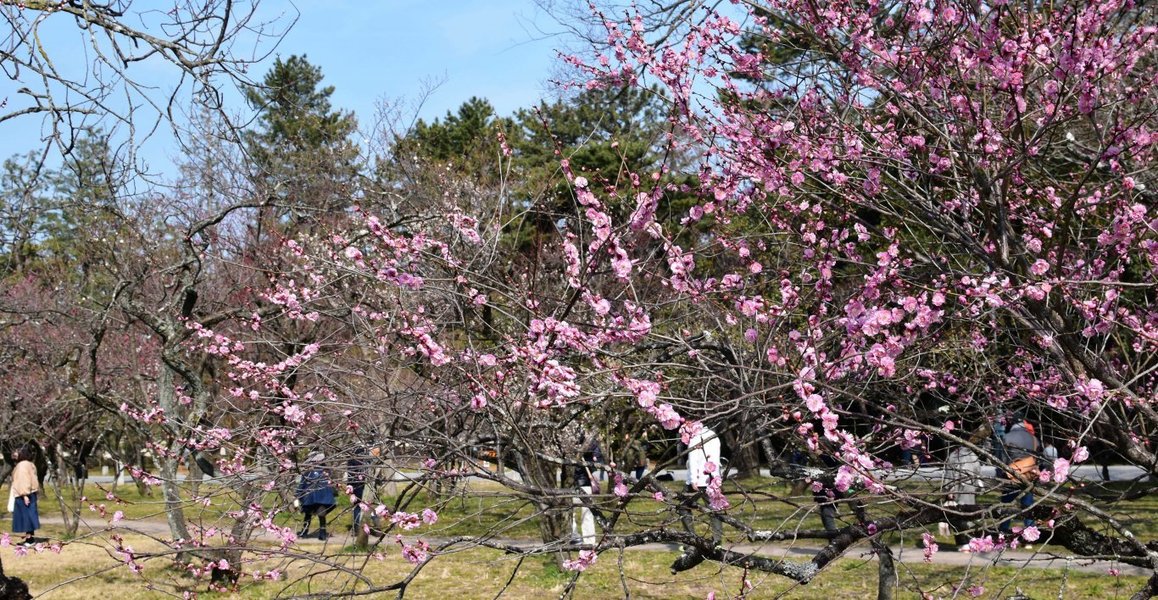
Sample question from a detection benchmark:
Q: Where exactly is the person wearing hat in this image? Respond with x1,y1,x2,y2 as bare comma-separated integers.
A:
296,451,337,540
998,421,1040,535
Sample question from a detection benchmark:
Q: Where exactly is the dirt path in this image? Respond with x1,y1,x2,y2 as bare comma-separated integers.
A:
34,516,1147,577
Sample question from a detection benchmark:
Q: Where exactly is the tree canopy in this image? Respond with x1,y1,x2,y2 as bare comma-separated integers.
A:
1,1,1157,599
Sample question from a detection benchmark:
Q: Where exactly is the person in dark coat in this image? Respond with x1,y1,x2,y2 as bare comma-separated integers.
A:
296,451,337,540
622,433,648,481
347,446,382,530
10,447,41,545
812,453,842,533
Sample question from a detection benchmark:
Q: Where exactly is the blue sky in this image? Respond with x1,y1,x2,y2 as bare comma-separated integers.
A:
275,0,567,127
0,1,568,174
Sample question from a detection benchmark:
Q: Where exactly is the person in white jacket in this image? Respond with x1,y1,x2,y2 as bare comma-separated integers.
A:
680,424,723,544
944,425,988,507
943,424,989,548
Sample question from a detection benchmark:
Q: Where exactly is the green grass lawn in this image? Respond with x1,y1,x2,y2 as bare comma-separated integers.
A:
24,475,1158,548
6,476,1155,598
2,529,1146,599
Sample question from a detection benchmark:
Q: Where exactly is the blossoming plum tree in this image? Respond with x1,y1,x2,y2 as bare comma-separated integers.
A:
182,1,1155,595
3,1,1156,598
544,0,1157,595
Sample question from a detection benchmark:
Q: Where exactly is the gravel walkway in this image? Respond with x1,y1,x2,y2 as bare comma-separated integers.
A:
31,516,1147,578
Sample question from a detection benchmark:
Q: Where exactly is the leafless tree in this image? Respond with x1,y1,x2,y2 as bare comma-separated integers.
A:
0,0,289,164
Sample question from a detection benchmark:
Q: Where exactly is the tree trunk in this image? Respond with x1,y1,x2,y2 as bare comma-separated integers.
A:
1130,572,1158,600
0,557,31,600
159,455,191,541
49,446,82,539
723,426,760,480
380,465,398,499
187,453,204,498
430,458,463,499
355,524,370,548
132,449,151,497
215,482,260,583
517,452,571,569
872,538,896,600
759,435,790,478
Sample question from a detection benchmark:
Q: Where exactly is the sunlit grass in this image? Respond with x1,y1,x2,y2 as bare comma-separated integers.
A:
1,530,1145,599
6,474,1154,598
26,475,1158,551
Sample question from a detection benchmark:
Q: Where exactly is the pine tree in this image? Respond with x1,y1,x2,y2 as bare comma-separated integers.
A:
0,153,51,277
244,55,359,228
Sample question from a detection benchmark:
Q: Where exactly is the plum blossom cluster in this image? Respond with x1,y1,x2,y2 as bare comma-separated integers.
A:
562,549,598,572
105,0,1155,594
567,0,1158,493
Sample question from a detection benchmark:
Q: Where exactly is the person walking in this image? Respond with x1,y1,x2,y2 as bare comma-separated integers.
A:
346,446,380,530
944,424,989,548
944,425,990,507
296,451,337,541
999,420,1040,535
572,436,603,546
10,447,41,546
618,433,648,481
812,453,842,533
679,424,724,545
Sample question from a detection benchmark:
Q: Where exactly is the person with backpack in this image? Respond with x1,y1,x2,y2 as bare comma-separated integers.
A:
999,420,1040,535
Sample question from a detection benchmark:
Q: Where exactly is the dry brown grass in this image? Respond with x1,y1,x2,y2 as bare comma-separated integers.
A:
1,527,1146,599
6,478,1153,598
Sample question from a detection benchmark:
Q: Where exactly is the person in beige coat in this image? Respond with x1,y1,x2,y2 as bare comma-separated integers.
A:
10,447,41,545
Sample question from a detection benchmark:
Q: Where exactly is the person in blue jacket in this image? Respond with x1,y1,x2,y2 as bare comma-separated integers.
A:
296,451,337,540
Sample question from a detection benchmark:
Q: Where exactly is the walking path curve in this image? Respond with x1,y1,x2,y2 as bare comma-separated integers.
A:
33,516,1149,578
